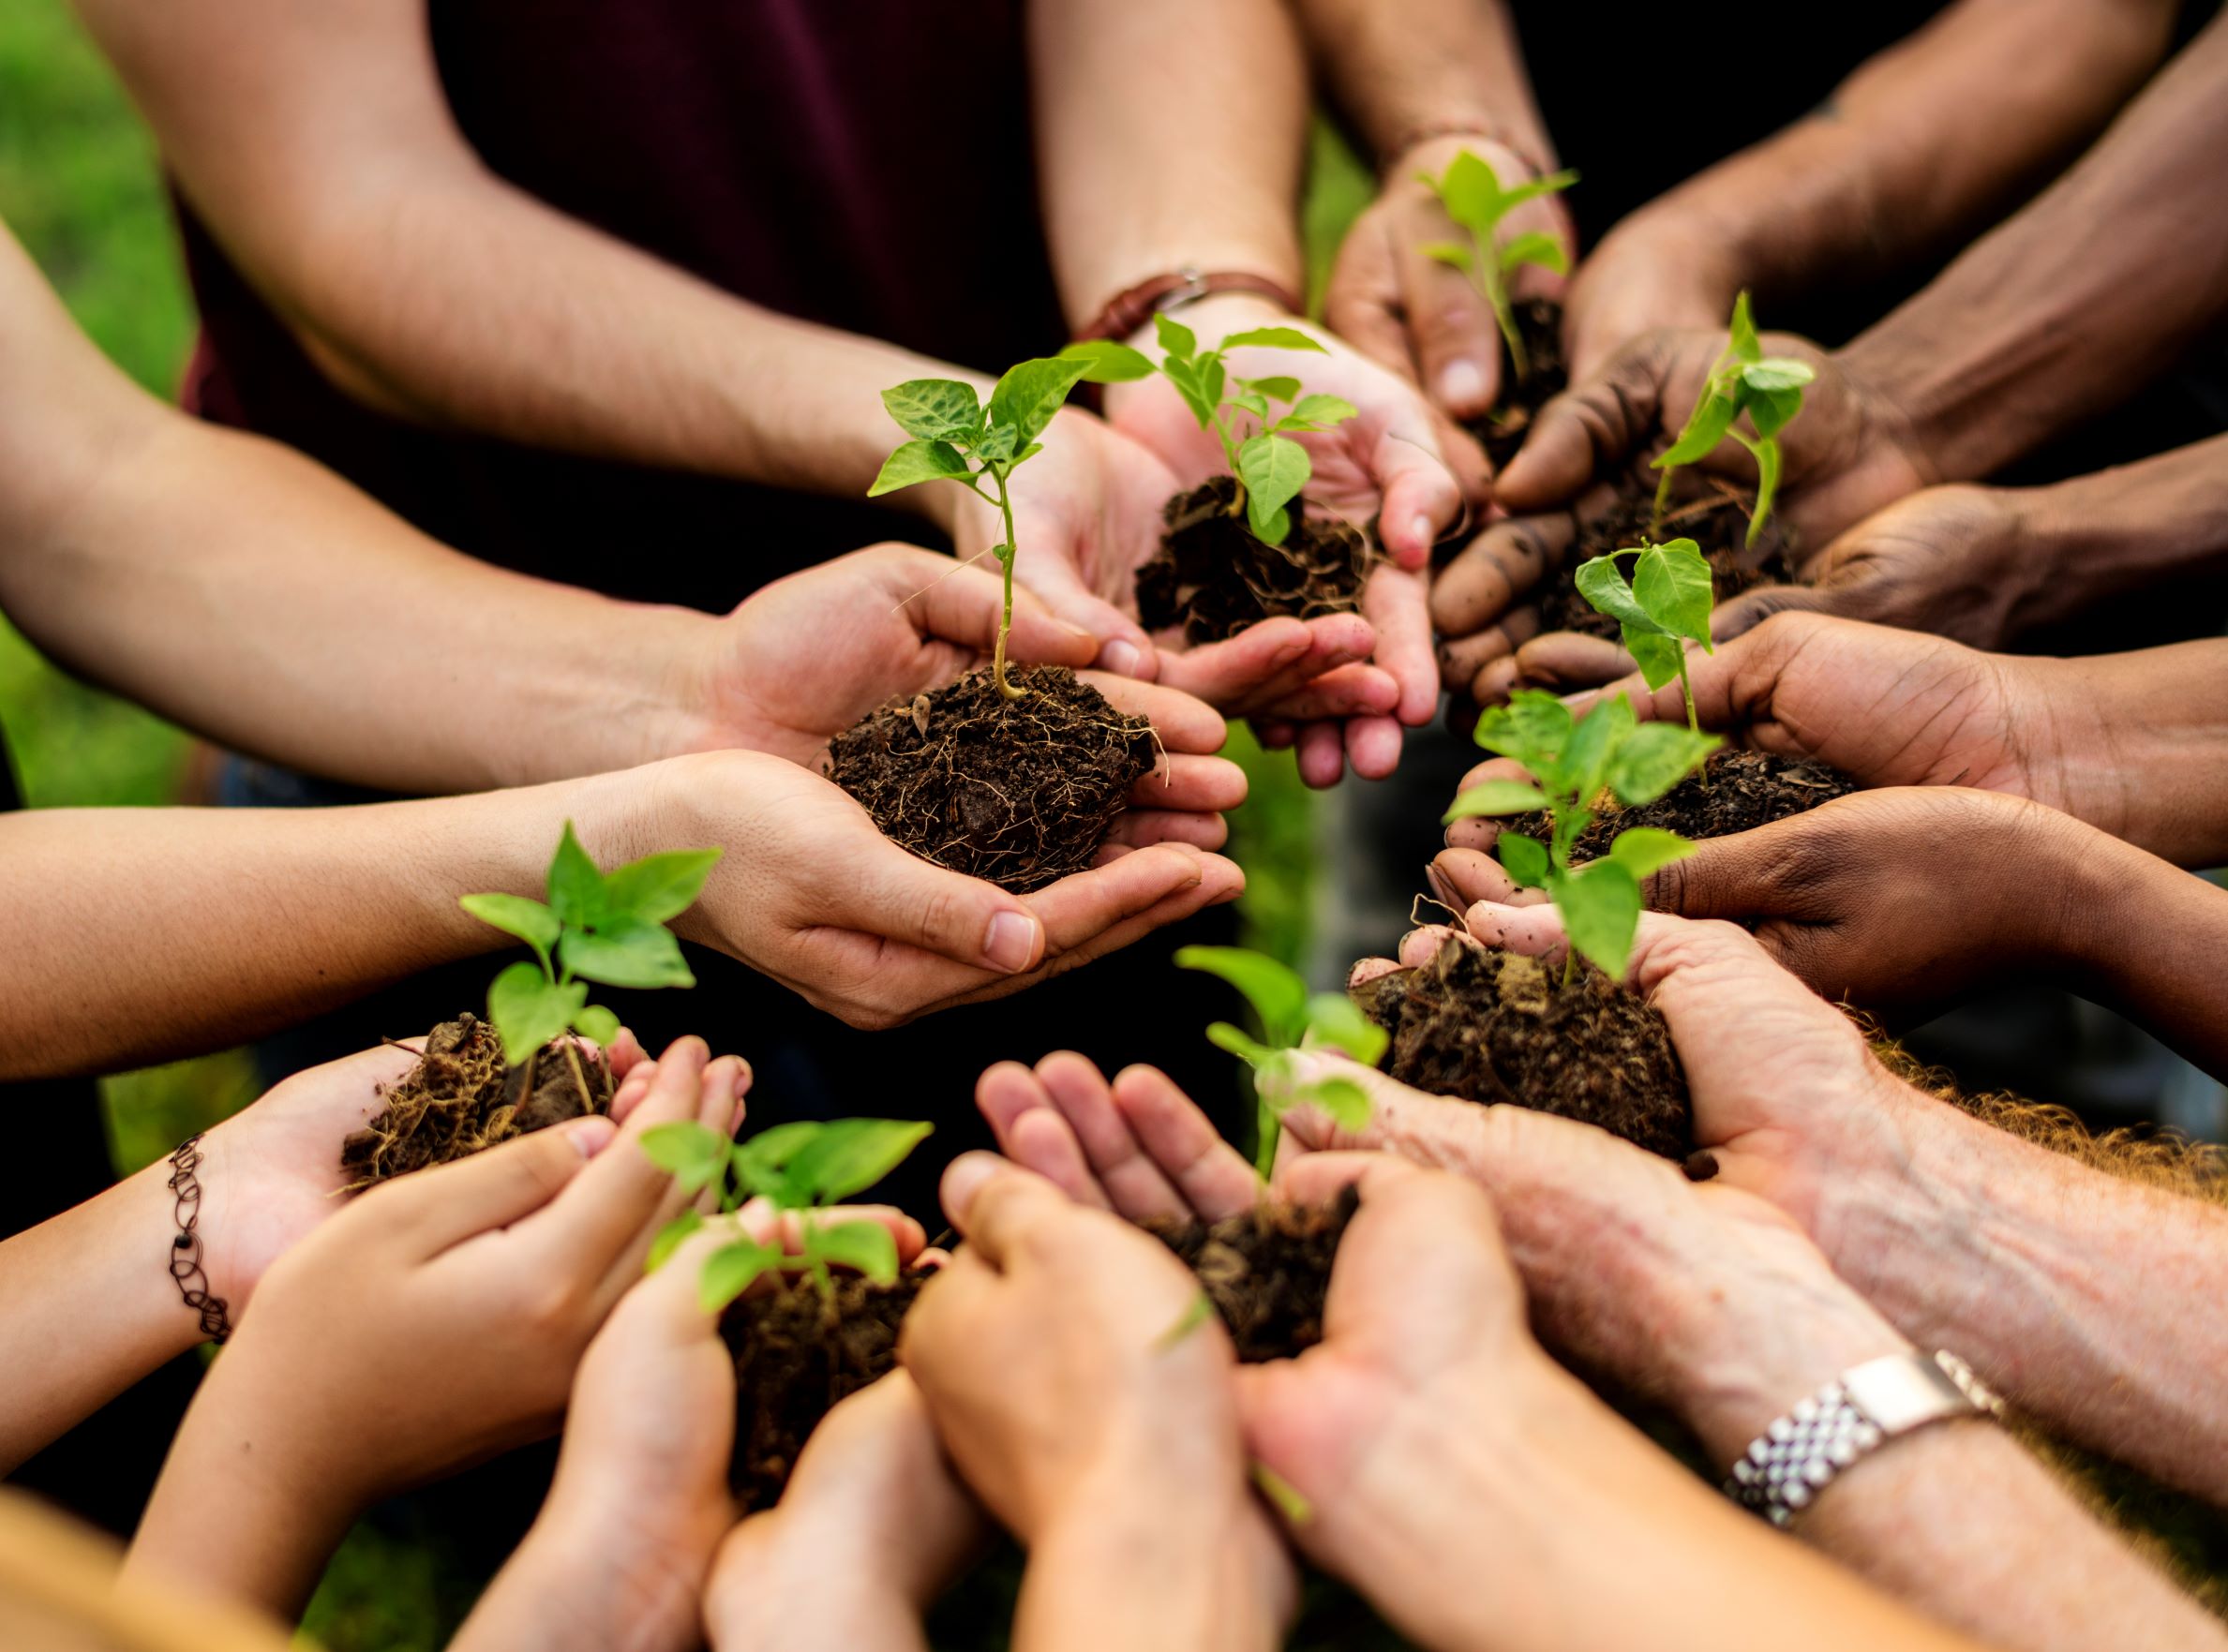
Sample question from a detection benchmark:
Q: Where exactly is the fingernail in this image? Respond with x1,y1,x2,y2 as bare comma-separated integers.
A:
1439,361,1486,409
1101,639,1145,677
983,911,1040,973
565,1116,617,1157
1408,513,1434,550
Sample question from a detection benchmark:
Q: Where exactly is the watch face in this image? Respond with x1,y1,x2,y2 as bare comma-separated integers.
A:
1842,1350,1973,1434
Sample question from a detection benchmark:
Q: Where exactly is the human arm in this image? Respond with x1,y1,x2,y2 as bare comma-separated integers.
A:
1563,0,2181,377
1432,786,2228,1077
901,1156,1293,1652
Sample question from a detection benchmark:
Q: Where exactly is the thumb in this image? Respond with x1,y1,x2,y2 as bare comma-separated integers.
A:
845,837,1047,975
1494,342,1667,513
383,1113,615,1255
1711,580,1834,643
912,557,1099,671
1642,833,1782,922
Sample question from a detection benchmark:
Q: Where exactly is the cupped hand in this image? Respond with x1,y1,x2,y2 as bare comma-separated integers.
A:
196,1030,650,1315
704,1374,986,1652
1559,213,1742,383
1324,135,1575,419
649,748,1245,1030
1434,786,2107,1022
1495,323,1932,548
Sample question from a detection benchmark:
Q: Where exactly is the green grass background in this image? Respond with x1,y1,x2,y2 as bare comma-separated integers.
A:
0,5,1369,1644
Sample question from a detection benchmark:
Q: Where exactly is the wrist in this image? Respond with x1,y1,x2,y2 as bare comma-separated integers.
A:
480,1514,706,1652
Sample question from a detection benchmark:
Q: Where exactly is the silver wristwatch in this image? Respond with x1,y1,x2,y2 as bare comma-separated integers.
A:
1726,1349,2004,1527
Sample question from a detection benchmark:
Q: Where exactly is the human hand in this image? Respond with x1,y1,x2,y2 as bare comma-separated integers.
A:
974,1051,1261,1225
635,748,1244,1030
1434,786,2112,1023
705,1374,986,1652
1324,135,1576,419
903,1155,1293,1646
1560,212,1743,382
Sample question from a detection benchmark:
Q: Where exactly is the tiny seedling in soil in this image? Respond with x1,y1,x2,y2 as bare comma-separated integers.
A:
1650,290,1814,547
337,826,720,1188
1574,537,1714,734
1417,150,1577,391
836,362,1159,892
1064,320,1376,644
1174,945,1384,1175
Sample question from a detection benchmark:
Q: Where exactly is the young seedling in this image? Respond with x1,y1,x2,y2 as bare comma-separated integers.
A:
869,356,1097,700
1174,945,1383,1175
1416,149,1578,384
459,823,721,1092
1650,291,1815,546
1443,691,1716,982
1575,537,1714,734
640,1117,934,1313
1063,319,1357,546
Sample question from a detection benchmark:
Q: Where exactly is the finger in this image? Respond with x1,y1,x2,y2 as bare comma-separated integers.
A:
881,544,1100,672
975,1061,1114,1210
1035,1051,1192,1222
1271,1149,1387,1206
1125,752,1249,814
1429,513,1567,638
1640,821,1799,922
1711,581,1832,643
1347,956,1403,990
1108,1064,1262,1221
1456,900,1572,962
1103,808,1228,851
1296,720,1348,789
604,1027,649,1083
1245,662,1402,723
1366,561,1438,727
937,1152,1075,1268
1494,343,1667,513
1343,714,1405,781
848,837,1049,976
1508,630,1635,691
381,1111,615,1256
1437,604,1542,690
1151,615,1377,718
1397,231,1501,418
1428,846,1524,909
735,1198,928,1266
538,1038,729,1272
1080,673,1231,755
1324,225,1423,383
1397,922,1473,969
606,1056,659,1125
1253,718,1297,750
1371,422,1465,572
1463,649,1529,710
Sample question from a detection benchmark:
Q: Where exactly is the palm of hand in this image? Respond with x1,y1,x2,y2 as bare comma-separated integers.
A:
988,413,1182,612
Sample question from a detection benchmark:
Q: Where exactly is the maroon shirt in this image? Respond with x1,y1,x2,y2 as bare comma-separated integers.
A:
178,0,1066,612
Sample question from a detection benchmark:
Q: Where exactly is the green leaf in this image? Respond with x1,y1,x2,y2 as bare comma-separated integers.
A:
730,1121,822,1202
1559,692,1635,799
812,1218,900,1286
486,960,587,1066
1058,339,1157,383
1473,689,1573,765
699,1238,780,1314
1443,780,1551,822
1574,554,1660,635
1497,828,1550,888
646,1208,702,1272
1631,539,1714,644
1161,356,1218,429
1606,722,1720,805
1219,325,1324,353
1421,240,1475,274
546,822,606,928
1607,826,1696,882
1228,387,1270,423
1282,392,1356,430
458,893,561,957
1206,1020,1282,1071
1175,945,1308,1044
1498,231,1568,278
1550,861,1644,981
640,1120,731,1195
1283,1076,1372,1133
1742,357,1815,393
1727,290,1761,362
1251,1461,1314,1526
603,846,722,924
868,439,973,497
561,914,695,990
880,379,981,442
1302,992,1389,1066
1246,375,1303,404
987,356,1092,447
570,1003,622,1046
785,1119,934,1204
1428,147,1503,232
1746,434,1784,547
1624,629,1684,692
1498,168,1581,212
1742,382,1805,442
1237,433,1312,543
1198,355,1228,419
1155,312,1198,362
972,423,1020,467
1654,390,1739,469
1154,1291,1218,1351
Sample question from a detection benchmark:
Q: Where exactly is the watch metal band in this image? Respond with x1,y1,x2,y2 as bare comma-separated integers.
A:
1726,1349,2002,1527
1074,267,1306,344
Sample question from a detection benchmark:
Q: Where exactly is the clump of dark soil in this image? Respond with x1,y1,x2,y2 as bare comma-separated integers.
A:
721,1191,1357,1508
827,665,1156,893
1136,475,1376,645
1465,296,1567,473
1533,480,1795,640
338,1014,612,1189
1355,939,1691,1160
1509,750,1860,861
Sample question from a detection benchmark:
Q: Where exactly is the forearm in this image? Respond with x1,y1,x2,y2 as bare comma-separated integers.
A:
455,1520,698,1652
0,1159,207,1470
1291,0,1553,166
1837,10,2228,479
1031,0,1306,327
2056,833,2228,1079
0,769,648,1079
2004,433,2228,633
2036,639,2228,868
1817,1089,2228,1505
1615,0,2176,305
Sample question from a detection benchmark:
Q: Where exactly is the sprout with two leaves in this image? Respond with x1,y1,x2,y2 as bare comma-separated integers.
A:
1417,149,1578,386
1174,945,1384,1175
1651,291,1814,546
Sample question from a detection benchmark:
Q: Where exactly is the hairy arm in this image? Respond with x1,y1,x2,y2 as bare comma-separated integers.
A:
72,0,976,528
1837,7,2228,479
1031,0,1307,326
1290,0,1554,167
